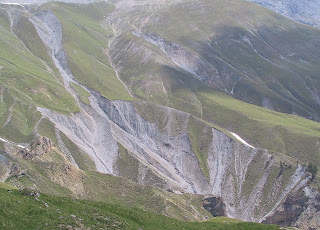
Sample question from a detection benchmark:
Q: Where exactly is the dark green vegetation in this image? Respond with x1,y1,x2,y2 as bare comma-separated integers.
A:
0,183,280,230
307,163,318,181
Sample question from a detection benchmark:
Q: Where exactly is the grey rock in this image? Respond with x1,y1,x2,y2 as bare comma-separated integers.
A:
246,0,320,27
21,136,54,160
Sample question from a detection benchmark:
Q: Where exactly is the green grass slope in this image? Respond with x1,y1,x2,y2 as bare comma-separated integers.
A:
2,143,211,221
142,0,320,120
43,2,133,101
0,183,280,230
0,5,78,143
1,1,319,165
0,6,78,114
103,0,320,165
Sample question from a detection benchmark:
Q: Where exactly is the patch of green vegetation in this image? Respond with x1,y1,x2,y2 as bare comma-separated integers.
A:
0,9,10,31
12,15,62,82
60,132,96,171
307,163,318,181
70,82,90,105
0,91,40,143
45,2,133,102
195,87,320,165
0,182,16,190
133,101,170,132
37,118,59,145
115,143,139,182
80,170,209,221
6,174,35,189
0,183,280,230
188,116,212,180
0,26,78,114
133,100,192,137
262,165,281,201
241,151,267,198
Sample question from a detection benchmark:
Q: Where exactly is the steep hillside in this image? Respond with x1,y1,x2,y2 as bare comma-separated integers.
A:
0,0,319,229
0,137,215,221
104,0,320,164
0,3,78,142
109,0,320,122
0,183,280,230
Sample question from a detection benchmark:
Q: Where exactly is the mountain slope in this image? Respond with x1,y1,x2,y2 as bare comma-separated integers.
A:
109,0,320,121
105,0,320,164
0,136,215,221
0,1,319,229
0,183,280,230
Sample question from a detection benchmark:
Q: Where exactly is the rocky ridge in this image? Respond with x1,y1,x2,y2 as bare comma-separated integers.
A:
21,136,54,160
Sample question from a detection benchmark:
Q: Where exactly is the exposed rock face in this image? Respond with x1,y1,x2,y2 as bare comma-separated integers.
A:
203,196,226,217
22,136,54,160
0,154,10,182
263,187,320,230
10,164,27,178
31,10,75,88
37,98,310,223
29,9,312,219
263,189,309,226
246,0,320,27
132,32,226,91
26,4,317,229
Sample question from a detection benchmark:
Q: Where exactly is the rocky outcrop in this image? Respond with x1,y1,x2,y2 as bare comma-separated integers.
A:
0,154,10,182
10,164,27,178
263,187,320,230
21,136,54,160
19,188,40,199
203,196,226,217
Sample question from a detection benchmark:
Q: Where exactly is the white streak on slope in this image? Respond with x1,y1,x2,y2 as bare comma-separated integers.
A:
231,132,255,149
0,138,8,143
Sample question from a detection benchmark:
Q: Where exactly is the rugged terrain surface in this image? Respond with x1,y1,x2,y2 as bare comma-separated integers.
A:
246,0,320,27
0,0,319,229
